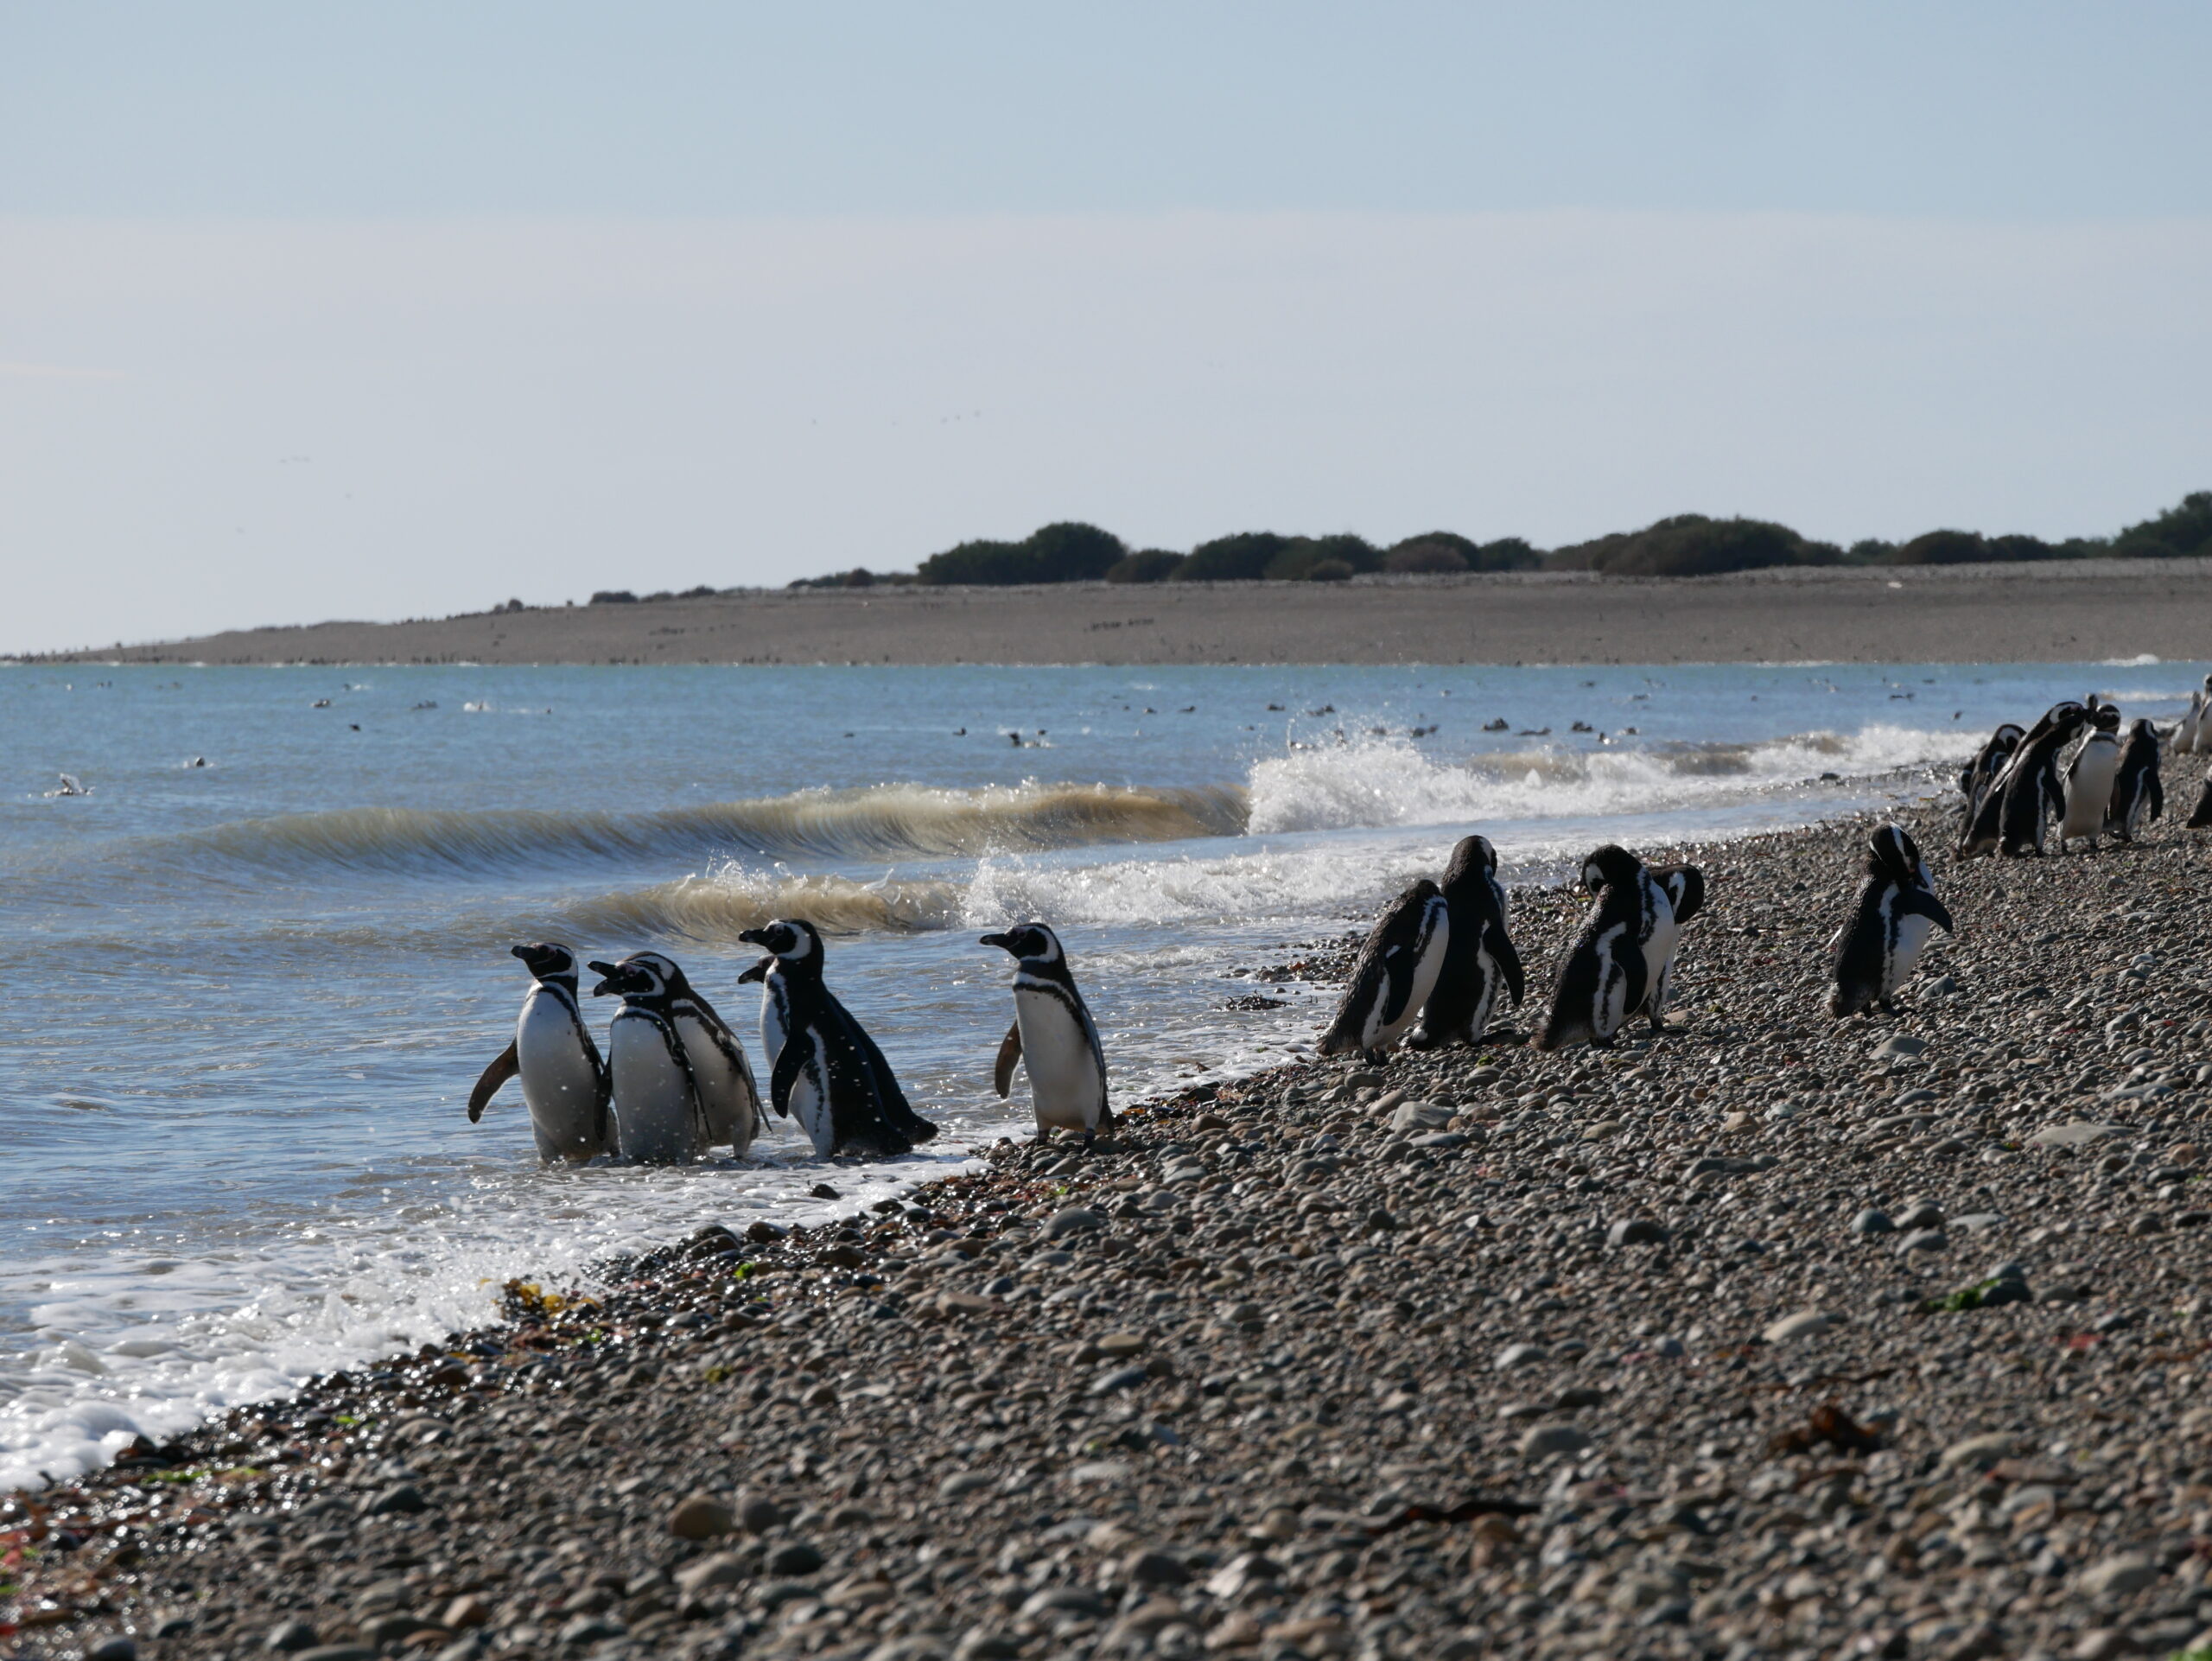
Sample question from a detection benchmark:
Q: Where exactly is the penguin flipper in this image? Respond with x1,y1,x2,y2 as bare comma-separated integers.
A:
2150,773,2165,823
1897,888,1956,932
769,1035,805,1119
1489,921,1527,1008
1378,945,1418,1029
467,1041,520,1123
993,1020,1023,1099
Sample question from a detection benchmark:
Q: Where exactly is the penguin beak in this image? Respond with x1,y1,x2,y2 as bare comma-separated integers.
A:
979,932,1014,953
509,944,531,962
587,960,632,996
736,957,770,984
737,928,766,947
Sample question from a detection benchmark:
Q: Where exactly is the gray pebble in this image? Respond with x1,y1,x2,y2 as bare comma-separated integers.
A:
1850,1208,1895,1235
266,1622,320,1653
765,1540,824,1576
1520,1423,1593,1457
1607,1219,1669,1247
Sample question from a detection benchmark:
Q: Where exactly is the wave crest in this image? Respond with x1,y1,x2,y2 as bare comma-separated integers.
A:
170,781,1249,874
563,869,965,940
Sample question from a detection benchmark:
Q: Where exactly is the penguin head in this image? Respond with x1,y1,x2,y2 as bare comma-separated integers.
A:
619,949,694,997
737,919,819,964
2131,718,2158,742
980,922,1062,964
511,942,580,984
1580,843,1643,894
2091,703,2122,733
1867,823,1929,888
587,953,670,1001
1656,864,1706,925
1441,835,1497,887
1991,722,2024,753
2031,700,2088,741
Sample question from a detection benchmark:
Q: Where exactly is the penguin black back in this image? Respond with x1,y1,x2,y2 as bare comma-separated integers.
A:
1317,879,1450,1059
2106,718,2164,841
1409,835,1523,1049
1533,844,1656,1052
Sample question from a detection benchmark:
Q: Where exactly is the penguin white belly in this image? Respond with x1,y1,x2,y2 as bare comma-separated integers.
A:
608,1017,703,1163
515,990,603,1162
2062,741,2120,840
676,1016,752,1151
1639,897,1681,993
758,976,791,1070
1884,908,1936,999
1013,987,1103,1133
783,1042,837,1157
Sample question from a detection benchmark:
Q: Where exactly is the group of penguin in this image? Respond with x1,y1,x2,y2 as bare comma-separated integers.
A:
468,920,1112,1164
474,684,2212,1161
1320,681,2212,1060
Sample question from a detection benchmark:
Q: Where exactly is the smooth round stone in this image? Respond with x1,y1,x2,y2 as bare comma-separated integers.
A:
1851,1208,1896,1235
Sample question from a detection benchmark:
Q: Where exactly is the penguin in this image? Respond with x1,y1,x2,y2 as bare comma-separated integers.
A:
2057,703,2125,852
1407,835,1524,1050
2104,718,2164,843
735,920,937,1157
2182,686,2209,755
1958,701,2088,857
1958,722,2024,829
2190,763,2212,830
1828,824,1955,1017
1639,862,1706,1032
589,953,711,1163
600,951,762,1155
1316,879,1450,1060
979,921,1112,1141
1533,845,1673,1052
467,942,612,1162
736,952,789,1068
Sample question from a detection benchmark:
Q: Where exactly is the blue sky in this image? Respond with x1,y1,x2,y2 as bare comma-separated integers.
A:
3,3,2210,649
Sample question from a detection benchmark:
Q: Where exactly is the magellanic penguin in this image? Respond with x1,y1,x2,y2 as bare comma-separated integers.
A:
1407,835,1523,1049
468,943,612,1162
1958,722,2024,830
1639,863,1706,1031
1828,824,1955,1017
589,953,711,1163
1533,845,1674,1052
597,951,763,1155
980,921,1112,1142
2057,702,2125,852
2105,719,2164,843
2189,762,2212,830
1957,701,2088,857
1316,879,1450,1061
735,920,937,1157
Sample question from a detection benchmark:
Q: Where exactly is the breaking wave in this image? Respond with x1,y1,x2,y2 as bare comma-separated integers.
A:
149,781,1249,875
1248,725,1968,835
561,868,965,941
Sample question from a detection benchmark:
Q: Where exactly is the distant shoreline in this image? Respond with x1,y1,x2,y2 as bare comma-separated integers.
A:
16,557,2212,668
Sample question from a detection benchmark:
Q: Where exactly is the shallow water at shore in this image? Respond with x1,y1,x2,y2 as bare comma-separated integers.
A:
0,659,2200,1488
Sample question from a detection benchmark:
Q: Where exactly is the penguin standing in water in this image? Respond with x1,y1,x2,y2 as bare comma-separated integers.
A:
468,942,611,1162
2105,718,2164,843
1959,723,2024,829
1639,863,1706,1032
1829,824,1955,1017
1534,845,1675,1052
2057,703,2125,852
735,920,937,1157
1316,879,1450,1060
596,951,762,1155
590,953,711,1162
1956,701,2086,857
979,922,1112,1142
1408,835,1523,1049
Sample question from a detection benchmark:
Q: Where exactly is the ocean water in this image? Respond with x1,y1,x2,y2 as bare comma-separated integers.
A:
0,658,2199,1488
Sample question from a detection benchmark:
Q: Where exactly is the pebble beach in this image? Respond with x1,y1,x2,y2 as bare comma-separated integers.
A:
11,792,2212,1661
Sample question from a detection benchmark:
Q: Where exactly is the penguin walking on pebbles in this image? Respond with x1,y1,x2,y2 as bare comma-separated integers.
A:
2105,719,2164,843
2058,702,2125,852
980,922,1112,1142
1958,701,2088,857
736,920,937,1157
1533,845,1674,1052
1317,879,1450,1061
1959,722,2024,830
1639,863,1705,1032
596,951,763,1155
590,953,713,1162
2189,764,2212,830
1828,824,1955,1017
1407,835,1523,1050
468,943,612,1161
